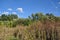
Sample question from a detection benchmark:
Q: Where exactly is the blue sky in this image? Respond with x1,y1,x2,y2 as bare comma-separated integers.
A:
0,0,60,18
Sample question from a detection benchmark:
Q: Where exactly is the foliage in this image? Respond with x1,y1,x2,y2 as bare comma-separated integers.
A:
0,14,18,21
0,13,60,27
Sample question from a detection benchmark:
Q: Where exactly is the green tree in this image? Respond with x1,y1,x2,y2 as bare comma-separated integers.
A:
46,13,55,21
1,14,8,21
8,14,18,21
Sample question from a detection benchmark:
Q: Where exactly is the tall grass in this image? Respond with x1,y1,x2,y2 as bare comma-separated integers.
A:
0,20,60,40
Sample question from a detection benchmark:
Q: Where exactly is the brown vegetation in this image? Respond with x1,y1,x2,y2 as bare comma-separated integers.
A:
0,13,60,40
0,20,60,40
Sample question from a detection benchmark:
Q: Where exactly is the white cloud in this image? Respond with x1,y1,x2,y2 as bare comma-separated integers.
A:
17,8,23,13
58,2,60,4
8,8,12,11
2,11,9,14
12,12,17,14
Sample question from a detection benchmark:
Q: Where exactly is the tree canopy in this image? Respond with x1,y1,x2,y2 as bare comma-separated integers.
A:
0,14,18,21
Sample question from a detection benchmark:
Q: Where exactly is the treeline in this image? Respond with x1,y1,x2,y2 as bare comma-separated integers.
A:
0,13,60,22
0,13,60,27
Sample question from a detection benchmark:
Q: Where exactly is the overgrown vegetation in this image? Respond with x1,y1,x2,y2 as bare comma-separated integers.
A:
0,12,60,40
